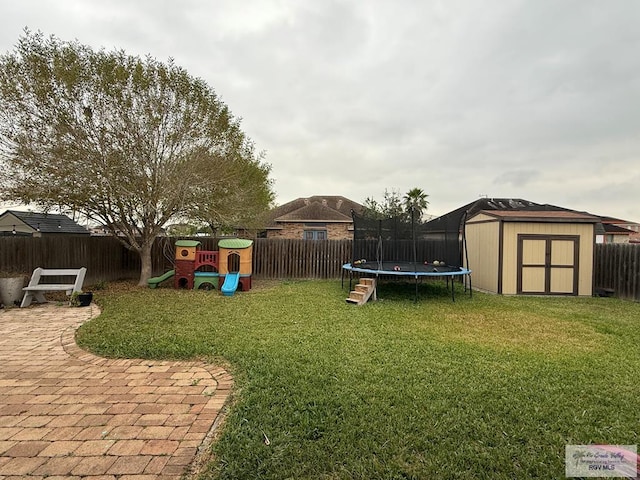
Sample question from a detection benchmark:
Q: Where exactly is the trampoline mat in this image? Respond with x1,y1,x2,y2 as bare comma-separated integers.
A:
345,261,469,276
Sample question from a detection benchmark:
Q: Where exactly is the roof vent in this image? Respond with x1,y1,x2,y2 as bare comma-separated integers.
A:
322,199,328,207
304,198,310,206
336,199,343,210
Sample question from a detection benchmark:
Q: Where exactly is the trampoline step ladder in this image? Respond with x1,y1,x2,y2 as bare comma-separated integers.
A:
346,278,377,306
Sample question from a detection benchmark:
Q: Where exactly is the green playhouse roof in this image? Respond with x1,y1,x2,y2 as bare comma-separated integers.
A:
175,240,201,247
218,238,253,249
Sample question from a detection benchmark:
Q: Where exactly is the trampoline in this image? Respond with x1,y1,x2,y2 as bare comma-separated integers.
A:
342,262,471,301
342,208,472,302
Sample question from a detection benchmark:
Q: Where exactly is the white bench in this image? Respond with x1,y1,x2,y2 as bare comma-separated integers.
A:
21,267,87,308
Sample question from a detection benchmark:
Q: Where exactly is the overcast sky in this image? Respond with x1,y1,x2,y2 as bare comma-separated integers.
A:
1,0,639,221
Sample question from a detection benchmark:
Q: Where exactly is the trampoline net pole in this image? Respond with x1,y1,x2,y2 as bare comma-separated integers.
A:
377,219,383,271
411,206,417,271
412,207,418,303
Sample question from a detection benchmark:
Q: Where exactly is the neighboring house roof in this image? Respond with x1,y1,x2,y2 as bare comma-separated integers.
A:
583,214,640,240
0,210,90,235
595,216,639,236
276,203,352,222
601,223,636,235
426,198,606,234
438,198,569,220
266,196,364,229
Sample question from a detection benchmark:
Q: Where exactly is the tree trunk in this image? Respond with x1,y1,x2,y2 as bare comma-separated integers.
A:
138,243,153,286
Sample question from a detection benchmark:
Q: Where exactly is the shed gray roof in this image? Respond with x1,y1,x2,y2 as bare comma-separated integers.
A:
0,210,90,235
470,210,600,223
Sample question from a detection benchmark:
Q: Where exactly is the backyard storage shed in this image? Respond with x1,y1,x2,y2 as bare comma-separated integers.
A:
465,210,600,296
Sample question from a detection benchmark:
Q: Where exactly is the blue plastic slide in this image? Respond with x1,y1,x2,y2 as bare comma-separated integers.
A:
221,272,240,296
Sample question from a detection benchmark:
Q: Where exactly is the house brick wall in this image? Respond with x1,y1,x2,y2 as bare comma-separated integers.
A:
609,235,630,244
327,223,352,240
266,222,353,240
266,223,303,239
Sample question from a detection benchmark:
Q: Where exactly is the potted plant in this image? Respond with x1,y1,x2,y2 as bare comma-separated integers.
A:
70,291,93,307
0,271,27,307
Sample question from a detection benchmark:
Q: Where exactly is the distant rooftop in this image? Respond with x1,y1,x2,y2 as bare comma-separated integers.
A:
266,196,364,228
0,210,90,235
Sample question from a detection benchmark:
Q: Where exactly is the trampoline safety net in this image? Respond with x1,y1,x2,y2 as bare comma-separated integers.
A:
351,197,571,271
351,209,464,269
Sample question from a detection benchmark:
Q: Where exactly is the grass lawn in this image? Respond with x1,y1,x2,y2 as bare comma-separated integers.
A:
76,279,640,479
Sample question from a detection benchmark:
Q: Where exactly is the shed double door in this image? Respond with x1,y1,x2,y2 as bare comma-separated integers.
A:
517,235,579,295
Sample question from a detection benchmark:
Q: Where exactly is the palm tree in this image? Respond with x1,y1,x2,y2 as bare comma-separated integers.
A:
403,188,430,221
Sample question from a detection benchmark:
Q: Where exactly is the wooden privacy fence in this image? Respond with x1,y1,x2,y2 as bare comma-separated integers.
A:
0,236,141,284
0,237,441,282
594,243,640,301
1,237,639,300
253,239,352,279
0,236,355,283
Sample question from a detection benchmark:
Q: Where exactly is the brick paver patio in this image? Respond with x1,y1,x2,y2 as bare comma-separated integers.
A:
0,303,232,479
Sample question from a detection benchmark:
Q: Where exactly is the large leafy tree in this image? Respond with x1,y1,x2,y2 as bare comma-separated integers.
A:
0,30,274,285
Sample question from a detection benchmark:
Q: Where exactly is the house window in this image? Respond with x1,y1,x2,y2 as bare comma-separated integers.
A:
304,230,327,240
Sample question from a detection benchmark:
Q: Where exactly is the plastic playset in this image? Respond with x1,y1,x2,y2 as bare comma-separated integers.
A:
148,239,253,296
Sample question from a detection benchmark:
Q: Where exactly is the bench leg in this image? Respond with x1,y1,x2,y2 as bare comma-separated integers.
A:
20,291,48,308
20,292,33,308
